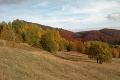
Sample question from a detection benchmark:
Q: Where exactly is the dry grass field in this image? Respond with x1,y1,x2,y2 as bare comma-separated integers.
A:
0,40,120,80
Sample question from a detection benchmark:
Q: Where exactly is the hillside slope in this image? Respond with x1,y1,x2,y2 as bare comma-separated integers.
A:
0,45,120,80
75,29,120,44
25,20,81,42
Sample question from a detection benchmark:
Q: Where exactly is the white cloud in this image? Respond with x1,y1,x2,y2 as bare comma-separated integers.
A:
58,1,120,26
32,1,49,7
61,4,75,12
1,0,120,31
61,0,120,14
37,0,120,31
107,12,120,20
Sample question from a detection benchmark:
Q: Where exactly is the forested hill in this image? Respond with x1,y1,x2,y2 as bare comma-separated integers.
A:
0,19,120,53
24,20,79,42
74,29,120,44
0,19,84,53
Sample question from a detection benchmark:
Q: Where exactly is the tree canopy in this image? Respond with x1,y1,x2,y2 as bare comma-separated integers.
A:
0,19,84,53
85,41,112,63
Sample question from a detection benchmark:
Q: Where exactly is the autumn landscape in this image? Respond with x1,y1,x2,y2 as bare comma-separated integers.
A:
1,0,120,80
0,20,120,80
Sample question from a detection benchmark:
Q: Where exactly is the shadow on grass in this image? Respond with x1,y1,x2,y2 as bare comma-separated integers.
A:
0,75,2,80
63,53,83,58
54,54,96,63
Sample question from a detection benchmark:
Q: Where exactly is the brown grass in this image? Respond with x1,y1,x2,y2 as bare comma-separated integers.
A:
0,40,120,80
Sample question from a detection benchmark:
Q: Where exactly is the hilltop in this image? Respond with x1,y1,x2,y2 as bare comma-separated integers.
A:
74,28,120,44
23,20,79,42
21,21,120,44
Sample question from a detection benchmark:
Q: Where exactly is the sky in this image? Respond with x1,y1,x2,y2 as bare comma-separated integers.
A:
0,0,120,32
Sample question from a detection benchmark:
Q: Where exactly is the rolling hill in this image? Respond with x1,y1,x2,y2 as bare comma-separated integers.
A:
74,28,120,44
0,39,120,80
32,21,120,44
21,20,120,44
24,20,81,42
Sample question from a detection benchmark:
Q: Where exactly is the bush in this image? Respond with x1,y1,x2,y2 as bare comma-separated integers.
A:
67,43,74,52
40,33,59,53
74,41,85,53
104,50,113,62
112,48,119,58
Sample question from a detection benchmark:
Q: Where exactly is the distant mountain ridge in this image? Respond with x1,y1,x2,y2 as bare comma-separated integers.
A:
74,28,120,44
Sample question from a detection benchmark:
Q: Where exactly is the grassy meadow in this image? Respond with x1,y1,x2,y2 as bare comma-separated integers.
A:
0,40,120,80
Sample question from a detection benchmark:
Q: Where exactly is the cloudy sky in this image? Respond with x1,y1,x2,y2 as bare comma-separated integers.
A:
0,0,120,32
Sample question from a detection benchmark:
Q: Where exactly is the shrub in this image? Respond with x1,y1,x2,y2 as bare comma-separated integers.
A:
112,48,119,58
40,33,59,53
67,42,74,52
104,50,113,63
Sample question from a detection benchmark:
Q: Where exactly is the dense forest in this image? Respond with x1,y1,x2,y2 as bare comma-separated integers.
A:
74,29,120,44
0,19,84,53
0,19,120,63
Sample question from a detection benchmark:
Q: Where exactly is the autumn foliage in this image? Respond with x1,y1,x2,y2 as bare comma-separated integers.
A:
85,41,113,63
0,19,84,53
112,48,119,58
75,29,120,44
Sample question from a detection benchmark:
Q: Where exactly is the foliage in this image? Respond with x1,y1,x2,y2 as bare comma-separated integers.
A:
0,19,85,53
1,26,8,40
58,38,67,51
75,29,120,44
74,41,85,53
85,41,112,63
40,33,59,53
58,28,74,41
104,50,113,62
112,48,119,58
67,42,74,52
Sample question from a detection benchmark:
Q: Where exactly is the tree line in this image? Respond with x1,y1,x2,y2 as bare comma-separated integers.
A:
0,19,84,53
0,19,119,63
